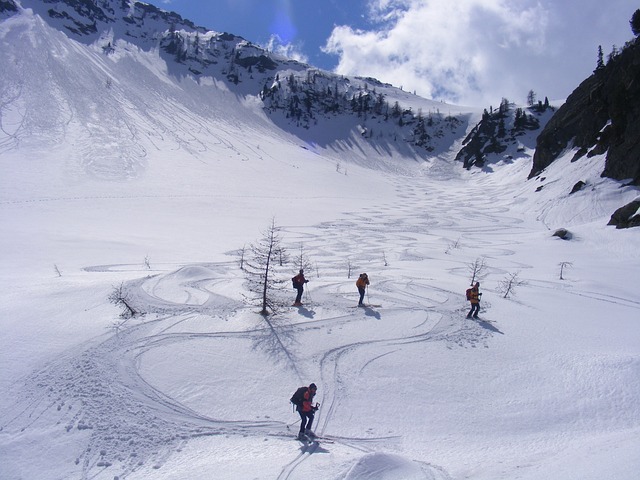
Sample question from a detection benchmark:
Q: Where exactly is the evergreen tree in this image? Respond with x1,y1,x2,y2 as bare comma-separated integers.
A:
526,90,536,107
631,9,640,36
497,117,506,138
499,98,510,116
596,45,605,70
392,101,401,117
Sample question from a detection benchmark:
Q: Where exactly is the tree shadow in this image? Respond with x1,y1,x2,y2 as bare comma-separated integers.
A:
252,315,303,378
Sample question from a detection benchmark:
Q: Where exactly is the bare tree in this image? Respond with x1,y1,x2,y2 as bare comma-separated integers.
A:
294,243,313,275
108,282,138,318
497,271,527,298
244,218,288,315
445,237,461,254
468,257,489,285
236,244,247,270
558,261,573,280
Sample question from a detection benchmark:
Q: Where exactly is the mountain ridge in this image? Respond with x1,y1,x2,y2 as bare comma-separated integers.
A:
2,0,639,228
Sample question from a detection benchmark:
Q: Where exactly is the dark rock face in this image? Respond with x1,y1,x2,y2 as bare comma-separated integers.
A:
530,40,640,186
19,0,203,44
570,181,586,194
456,104,544,169
608,200,640,228
0,0,19,16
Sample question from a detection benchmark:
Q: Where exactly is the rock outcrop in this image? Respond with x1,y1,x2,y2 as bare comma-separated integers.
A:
530,40,640,186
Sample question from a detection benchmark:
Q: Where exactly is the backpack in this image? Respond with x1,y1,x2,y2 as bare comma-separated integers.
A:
466,288,472,301
292,277,297,289
290,386,308,407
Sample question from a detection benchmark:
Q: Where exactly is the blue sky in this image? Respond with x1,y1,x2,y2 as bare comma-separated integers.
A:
149,0,637,108
151,0,369,69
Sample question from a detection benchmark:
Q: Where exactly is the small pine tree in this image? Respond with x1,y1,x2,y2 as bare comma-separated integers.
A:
527,90,536,107
631,9,640,36
607,45,619,64
596,45,605,70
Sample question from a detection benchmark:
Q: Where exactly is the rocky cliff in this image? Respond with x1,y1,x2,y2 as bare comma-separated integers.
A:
530,39,640,186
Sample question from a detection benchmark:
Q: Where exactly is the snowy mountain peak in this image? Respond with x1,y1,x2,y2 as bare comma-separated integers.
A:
17,0,205,44
2,0,639,229
1,0,486,183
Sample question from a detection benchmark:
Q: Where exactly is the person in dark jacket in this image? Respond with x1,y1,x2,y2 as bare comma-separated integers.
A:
292,269,308,306
297,383,318,439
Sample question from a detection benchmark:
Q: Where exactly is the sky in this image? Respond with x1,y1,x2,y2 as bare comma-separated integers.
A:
149,0,637,108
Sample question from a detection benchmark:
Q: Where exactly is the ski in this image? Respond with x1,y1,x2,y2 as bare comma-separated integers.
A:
296,433,334,444
309,436,333,443
298,436,333,444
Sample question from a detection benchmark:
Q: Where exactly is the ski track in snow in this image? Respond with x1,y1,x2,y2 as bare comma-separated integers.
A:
1,176,509,479
2,173,619,480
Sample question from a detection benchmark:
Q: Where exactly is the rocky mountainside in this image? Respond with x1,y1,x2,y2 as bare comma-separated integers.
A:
2,0,639,227
455,99,555,170
529,37,640,227
531,39,640,186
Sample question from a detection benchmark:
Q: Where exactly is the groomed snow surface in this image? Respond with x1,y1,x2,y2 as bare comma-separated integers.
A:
1,9,640,480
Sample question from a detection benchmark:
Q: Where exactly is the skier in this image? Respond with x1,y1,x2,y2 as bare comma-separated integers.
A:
356,273,370,306
296,383,319,440
292,269,308,306
466,282,482,318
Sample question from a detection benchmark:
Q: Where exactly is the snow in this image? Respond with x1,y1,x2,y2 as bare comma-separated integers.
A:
1,7,640,480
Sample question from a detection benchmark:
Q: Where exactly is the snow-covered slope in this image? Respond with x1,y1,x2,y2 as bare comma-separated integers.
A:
1,4,639,480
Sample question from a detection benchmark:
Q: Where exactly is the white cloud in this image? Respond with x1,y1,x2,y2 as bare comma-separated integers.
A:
263,34,309,64
323,0,636,107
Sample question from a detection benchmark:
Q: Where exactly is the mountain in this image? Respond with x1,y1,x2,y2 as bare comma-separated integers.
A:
455,100,555,170
530,37,640,228
4,0,638,229
4,0,474,164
